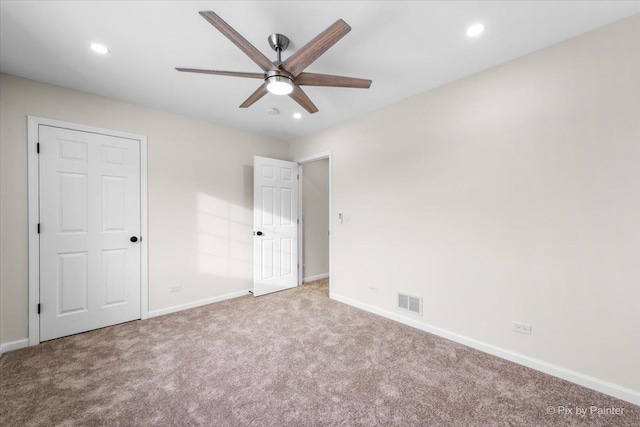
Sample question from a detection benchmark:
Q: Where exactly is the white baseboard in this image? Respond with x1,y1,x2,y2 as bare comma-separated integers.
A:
304,273,329,283
148,289,251,318
0,338,29,357
331,293,640,406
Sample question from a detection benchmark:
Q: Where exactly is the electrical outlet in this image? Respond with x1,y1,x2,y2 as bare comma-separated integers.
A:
368,285,378,293
170,284,182,293
512,321,531,335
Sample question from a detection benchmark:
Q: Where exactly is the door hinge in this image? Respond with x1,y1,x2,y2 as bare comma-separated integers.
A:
37,142,40,153
37,303,41,314
297,174,299,180
37,223,40,234
297,219,299,224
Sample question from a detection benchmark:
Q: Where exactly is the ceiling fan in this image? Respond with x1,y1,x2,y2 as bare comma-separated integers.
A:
176,11,372,114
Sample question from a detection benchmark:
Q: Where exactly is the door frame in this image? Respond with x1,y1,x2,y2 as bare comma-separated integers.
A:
27,116,149,346
295,151,332,296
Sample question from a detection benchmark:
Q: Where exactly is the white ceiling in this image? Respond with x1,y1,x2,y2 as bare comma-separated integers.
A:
1,1,638,141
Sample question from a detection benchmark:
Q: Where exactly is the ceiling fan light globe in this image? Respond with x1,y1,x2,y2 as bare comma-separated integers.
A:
266,76,294,95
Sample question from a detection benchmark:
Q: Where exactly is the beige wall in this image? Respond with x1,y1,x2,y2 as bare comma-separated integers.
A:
289,15,640,392
302,159,330,280
0,74,289,345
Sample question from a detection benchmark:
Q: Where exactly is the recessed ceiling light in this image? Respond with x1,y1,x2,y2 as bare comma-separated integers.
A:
90,43,110,54
292,113,302,120
466,23,485,38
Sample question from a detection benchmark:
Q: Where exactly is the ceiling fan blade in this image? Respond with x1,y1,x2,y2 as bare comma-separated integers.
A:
296,72,371,88
240,84,268,108
289,85,319,114
175,68,264,79
199,11,275,72
281,19,351,77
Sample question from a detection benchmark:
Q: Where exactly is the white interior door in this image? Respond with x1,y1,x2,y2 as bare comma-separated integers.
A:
253,156,299,296
39,125,141,341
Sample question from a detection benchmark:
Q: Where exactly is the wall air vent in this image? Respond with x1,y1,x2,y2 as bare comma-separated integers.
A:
398,292,422,316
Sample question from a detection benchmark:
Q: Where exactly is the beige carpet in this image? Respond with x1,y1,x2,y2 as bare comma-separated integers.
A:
1,279,638,426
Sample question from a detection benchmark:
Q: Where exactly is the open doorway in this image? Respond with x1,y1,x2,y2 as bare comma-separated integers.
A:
297,153,331,294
